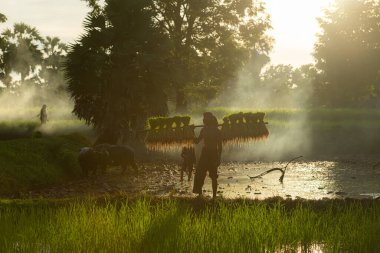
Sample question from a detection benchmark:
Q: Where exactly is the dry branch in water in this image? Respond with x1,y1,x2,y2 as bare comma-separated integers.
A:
247,156,303,183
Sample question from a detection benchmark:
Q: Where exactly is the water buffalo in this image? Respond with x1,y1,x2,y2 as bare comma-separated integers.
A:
94,144,138,175
78,147,109,176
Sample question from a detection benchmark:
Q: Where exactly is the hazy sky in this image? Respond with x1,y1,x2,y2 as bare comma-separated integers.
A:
0,0,334,67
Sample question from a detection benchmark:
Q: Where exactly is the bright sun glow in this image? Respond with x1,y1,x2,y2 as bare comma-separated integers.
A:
265,0,335,66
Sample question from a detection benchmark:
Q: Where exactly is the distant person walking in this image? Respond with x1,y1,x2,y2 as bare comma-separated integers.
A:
38,104,48,124
193,112,222,199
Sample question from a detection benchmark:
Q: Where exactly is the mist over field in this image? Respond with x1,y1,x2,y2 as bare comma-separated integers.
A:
0,87,72,120
205,62,313,161
0,2,380,252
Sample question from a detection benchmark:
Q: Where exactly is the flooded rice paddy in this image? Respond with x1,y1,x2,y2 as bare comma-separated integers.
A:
194,158,380,200
24,156,380,200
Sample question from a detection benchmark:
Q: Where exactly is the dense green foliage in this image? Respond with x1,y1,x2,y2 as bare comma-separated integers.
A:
256,64,317,108
151,0,272,112
0,134,90,195
67,0,273,143
0,23,67,92
314,0,380,107
0,198,379,252
66,0,171,143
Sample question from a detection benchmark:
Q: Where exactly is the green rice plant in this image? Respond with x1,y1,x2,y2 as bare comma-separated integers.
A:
221,112,269,146
145,116,195,151
0,198,378,253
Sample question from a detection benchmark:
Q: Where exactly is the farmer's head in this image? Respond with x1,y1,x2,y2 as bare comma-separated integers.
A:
203,112,218,127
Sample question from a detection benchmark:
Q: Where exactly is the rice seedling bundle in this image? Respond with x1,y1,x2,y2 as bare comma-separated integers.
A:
145,112,268,150
145,116,195,151
221,112,269,146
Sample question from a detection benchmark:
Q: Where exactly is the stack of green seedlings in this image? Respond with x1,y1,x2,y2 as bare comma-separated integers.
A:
221,112,269,146
145,116,195,151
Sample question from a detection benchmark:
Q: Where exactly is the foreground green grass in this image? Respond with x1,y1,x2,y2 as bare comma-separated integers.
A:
0,134,90,195
0,197,378,252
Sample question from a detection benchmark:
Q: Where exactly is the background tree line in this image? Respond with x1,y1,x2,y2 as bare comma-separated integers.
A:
65,0,273,143
255,0,380,108
0,14,67,101
1,0,380,143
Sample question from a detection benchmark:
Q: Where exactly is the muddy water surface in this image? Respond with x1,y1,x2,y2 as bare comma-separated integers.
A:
192,159,380,200
24,157,380,200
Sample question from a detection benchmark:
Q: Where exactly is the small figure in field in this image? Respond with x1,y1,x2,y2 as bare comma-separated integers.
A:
180,146,196,182
193,112,222,199
38,104,48,124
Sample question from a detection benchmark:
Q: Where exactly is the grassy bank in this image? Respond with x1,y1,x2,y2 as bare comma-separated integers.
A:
0,134,90,196
0,120,40,140
0,197,379,252
0,119,93,141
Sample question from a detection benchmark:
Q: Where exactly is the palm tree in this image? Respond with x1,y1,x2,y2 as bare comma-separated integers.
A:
1,23,43,86
40,36,68,91
65,0,170,143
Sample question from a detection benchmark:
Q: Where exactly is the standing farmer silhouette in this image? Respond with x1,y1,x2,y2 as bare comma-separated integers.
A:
38,104,48,124
193,112,222,199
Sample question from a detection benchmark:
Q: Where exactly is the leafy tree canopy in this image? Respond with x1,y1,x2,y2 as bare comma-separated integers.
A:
1,23,44,87
0,23,68,95
151,0,273,112
68,0,273,143
259,64,316,108
66,0,170,143
314,0,380,107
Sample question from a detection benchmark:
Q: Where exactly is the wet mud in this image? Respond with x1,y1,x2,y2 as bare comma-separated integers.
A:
21,156,380,200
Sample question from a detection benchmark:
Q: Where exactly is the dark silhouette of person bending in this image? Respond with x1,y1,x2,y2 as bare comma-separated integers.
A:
193,112,222,199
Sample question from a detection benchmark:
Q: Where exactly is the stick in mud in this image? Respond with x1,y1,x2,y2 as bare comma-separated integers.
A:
247,156,303,183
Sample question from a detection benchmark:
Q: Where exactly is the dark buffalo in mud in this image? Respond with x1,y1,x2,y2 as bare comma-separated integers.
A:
94,144,138,175
78,147,109,176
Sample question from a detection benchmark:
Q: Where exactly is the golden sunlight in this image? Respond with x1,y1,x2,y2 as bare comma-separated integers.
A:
265,0,335,66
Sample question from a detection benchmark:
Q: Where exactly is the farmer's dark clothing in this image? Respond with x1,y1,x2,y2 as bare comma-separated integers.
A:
193,123,222,196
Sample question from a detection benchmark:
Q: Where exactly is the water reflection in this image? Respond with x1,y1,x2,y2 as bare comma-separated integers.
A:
176,157,380,200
